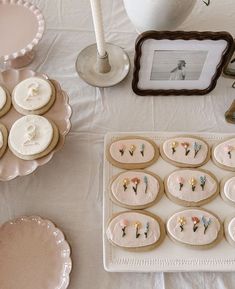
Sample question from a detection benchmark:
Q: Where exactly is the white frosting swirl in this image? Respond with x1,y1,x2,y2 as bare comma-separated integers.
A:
13,77,52,110
9,115,53,156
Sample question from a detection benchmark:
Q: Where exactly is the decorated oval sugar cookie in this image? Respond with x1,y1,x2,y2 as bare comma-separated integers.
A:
224,215,235,247
220,175,235,206
110,171,163,209
106,211,165,250
212,138,235,171
160,136,210,168
165,169,219,206
166,208,222,248
106,136,159,169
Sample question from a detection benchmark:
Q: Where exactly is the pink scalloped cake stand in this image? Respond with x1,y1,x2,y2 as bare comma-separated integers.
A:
0,69,72,181
0,0,45,68
0,216,72,289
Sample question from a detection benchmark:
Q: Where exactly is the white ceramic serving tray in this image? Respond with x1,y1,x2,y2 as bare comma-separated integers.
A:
103,132,235,272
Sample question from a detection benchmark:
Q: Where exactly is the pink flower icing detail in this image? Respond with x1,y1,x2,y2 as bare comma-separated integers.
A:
224,145,233,152
131,177,140,195
118,144,126,156
120,219,129,228
181,142,190,156
120,219,129,237
177,176,184,191
177,177,184,184
119,144,126,151
224,145,233,159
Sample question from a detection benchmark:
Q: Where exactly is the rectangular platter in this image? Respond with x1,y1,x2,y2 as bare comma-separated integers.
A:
103,132,235,272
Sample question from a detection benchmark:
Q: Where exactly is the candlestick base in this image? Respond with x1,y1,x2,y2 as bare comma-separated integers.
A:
96,52,111,73
75,43,130,87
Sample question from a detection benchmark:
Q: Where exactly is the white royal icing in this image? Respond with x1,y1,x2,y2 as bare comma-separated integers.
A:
167,209,220,246
106,212,160,248
162,137,208,165
9,115,53,156
167,170,217,203
227,217,235,242
224,177,235,203
13,77,52,110
109,139,155,164
111,171,160,207
0,86,7,110
214,138,235,168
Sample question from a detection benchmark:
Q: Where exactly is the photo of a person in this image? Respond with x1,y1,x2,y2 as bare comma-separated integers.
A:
150,50,208,81
170,60,186,80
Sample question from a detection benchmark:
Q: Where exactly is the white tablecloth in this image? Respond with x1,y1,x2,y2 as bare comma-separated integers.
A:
1,0,235,288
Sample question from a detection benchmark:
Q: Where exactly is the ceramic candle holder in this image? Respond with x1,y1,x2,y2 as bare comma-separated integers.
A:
76,43,130,87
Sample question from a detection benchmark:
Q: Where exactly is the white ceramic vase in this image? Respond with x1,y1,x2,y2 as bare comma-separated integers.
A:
123,0,197,32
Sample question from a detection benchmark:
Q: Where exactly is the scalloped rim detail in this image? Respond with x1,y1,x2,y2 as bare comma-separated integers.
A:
1,215,72,289
0,0,45,61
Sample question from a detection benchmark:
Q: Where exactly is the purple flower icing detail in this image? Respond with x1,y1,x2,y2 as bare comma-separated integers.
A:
200,176,206,191
144,176,148,194
144,222,149,238
193,142,202,158
140,144,145,156
201,216,212,234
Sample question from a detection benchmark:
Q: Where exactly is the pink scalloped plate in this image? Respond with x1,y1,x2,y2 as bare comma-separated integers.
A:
0,69,72,181
0,0,45,68
0,216,72,289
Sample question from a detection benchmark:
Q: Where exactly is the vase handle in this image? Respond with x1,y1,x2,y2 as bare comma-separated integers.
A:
225,100,235,124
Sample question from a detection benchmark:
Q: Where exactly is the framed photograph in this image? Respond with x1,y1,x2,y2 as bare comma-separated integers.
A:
132,31,234,96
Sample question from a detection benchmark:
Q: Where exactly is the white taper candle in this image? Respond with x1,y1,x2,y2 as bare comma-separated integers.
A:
90,0,106,57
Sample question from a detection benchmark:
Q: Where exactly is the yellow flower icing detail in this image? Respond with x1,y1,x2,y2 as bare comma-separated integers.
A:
171,141,178,148
134,221,141,229
189,177,197,186
178,217,186,226
130,145,136,151
123,178,129,185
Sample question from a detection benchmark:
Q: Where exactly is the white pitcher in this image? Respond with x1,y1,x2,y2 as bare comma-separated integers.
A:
123,0,197,32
